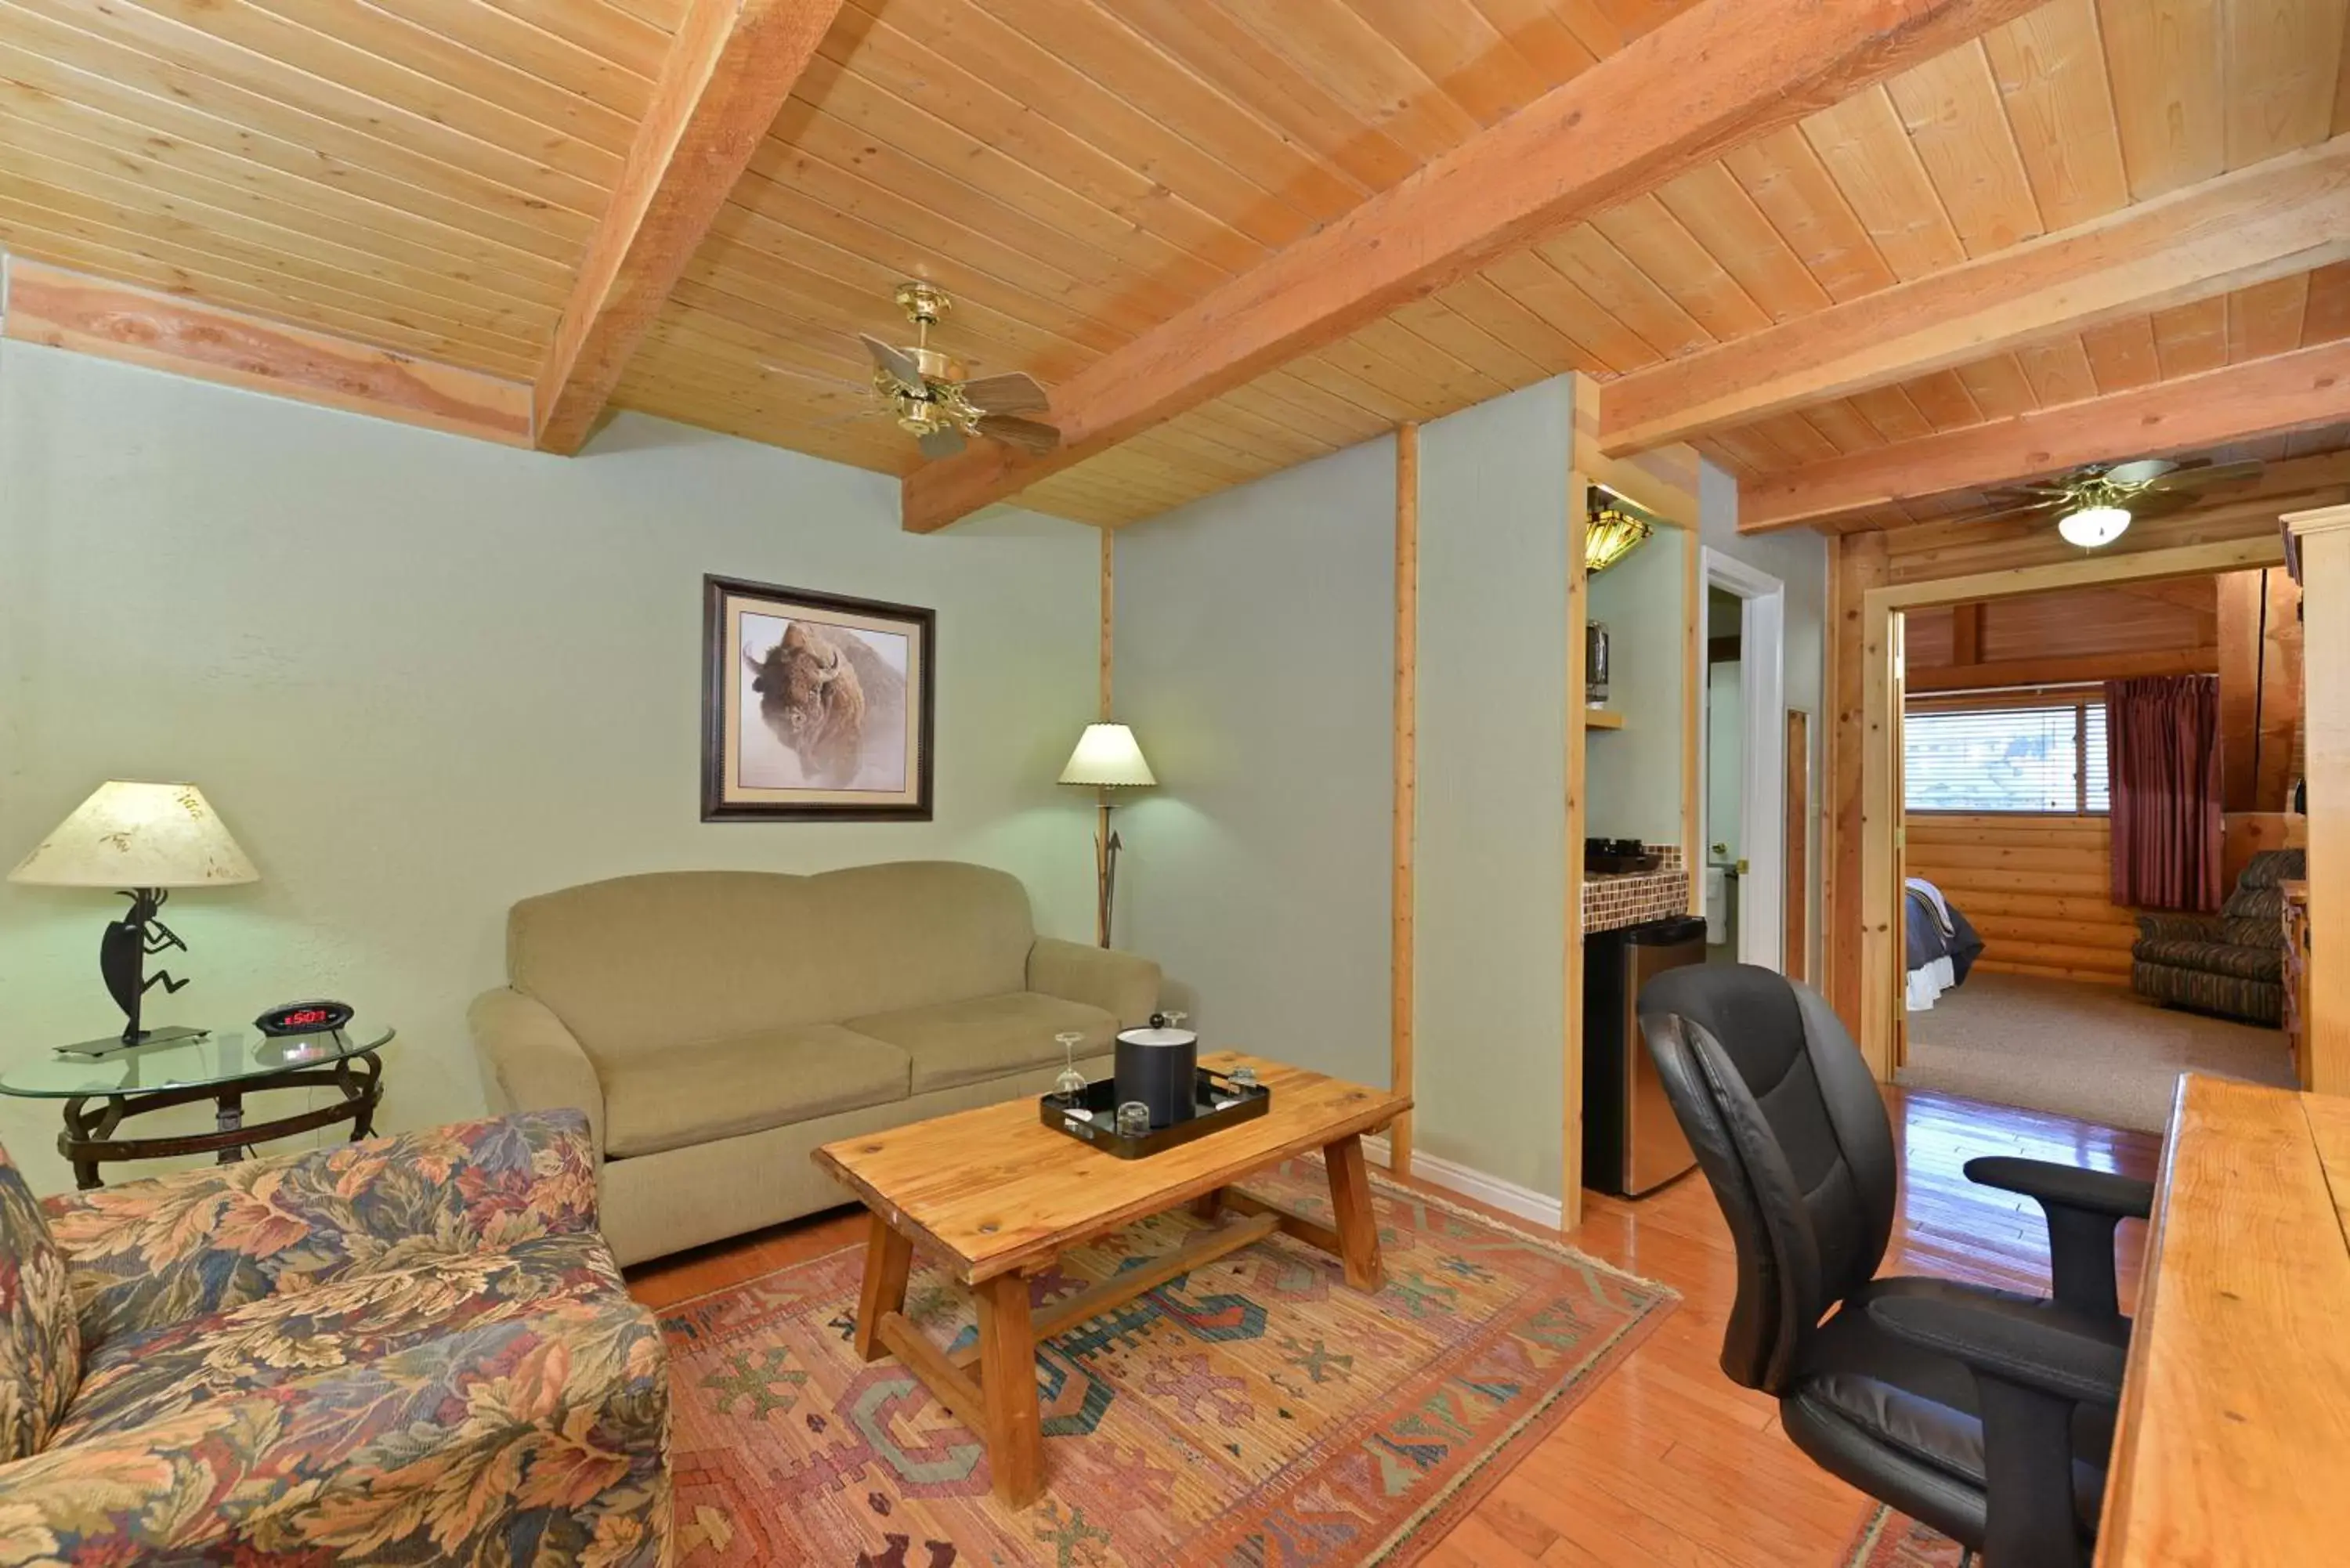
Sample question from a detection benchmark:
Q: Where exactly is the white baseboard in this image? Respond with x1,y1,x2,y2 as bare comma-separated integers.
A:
1358,1134,1565,1231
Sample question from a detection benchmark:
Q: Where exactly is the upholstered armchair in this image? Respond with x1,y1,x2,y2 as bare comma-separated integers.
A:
0,1111,670,1564
2131,848,2306,1024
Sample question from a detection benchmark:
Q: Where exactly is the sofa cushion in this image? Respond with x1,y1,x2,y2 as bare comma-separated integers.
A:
508,862,1038,1067
602,1024,909,1158
848,992,1117,1094
2130,936,2281,983
0,1144,78,1459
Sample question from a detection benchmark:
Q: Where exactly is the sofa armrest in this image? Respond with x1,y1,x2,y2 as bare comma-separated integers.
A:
40,1111,598,1349
1028,937,1162,1025
470,987,606,1156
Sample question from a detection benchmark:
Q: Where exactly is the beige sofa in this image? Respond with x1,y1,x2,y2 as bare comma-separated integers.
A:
468,861,1159,1266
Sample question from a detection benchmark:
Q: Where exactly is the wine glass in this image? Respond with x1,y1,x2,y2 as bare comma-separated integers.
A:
1054,1031,1088,1101
1163,1010,1189,1032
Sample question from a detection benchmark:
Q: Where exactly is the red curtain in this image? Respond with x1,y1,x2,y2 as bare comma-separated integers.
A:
2106,674,2223,912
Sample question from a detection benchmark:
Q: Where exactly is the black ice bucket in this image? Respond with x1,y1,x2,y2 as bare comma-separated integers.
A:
1114,1021,1198,1128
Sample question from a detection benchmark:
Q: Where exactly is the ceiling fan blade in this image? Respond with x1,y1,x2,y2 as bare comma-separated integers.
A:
2146,459,2265,490
977,414,1061,454
960,371,1051,414
859,332,924,386
1958,500,2066,528
916,425,968,461
2102,457,2179,486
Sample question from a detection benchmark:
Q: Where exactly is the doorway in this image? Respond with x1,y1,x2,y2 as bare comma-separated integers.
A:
1697,549,1787,971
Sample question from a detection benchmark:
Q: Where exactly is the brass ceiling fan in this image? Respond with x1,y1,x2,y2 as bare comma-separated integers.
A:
1965,457,2263,547
839,281,1061,461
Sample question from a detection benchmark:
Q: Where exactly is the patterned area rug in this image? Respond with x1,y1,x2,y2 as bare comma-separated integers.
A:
656,1157,1674,1566
1841,1504,1968,1566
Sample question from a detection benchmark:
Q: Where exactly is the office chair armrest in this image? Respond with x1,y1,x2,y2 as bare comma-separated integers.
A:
1965,1157,2153,1320
1868,1295,2124,1568
1865,1296,2127,1408
1964,1158,2153,1219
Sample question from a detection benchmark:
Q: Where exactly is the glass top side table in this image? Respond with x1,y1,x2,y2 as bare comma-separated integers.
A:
0,1026,395,1189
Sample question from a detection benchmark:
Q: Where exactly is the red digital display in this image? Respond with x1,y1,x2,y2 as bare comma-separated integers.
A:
280,1008,331,1027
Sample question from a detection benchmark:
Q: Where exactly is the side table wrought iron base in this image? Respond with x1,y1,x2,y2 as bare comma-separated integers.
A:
60,1050,384,1190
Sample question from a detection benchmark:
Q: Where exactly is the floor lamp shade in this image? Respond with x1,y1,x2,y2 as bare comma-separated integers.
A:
9,782,258,888
1059,724,1156,788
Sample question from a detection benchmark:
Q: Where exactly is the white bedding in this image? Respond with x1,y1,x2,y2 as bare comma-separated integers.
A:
1907,954,1956,1012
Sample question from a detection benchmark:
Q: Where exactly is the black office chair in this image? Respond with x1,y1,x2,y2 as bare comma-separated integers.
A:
1635,964,2153,1568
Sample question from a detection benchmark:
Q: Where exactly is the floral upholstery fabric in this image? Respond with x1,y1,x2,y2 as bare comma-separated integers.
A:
42,1109,598,1350
0,1112,667,1566
0,1148,77,1461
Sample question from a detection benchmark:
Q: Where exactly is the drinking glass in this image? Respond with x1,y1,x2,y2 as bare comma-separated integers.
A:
1229,1064,1260,1092
1115,1101,1152,1138
1054,1031,1088,1100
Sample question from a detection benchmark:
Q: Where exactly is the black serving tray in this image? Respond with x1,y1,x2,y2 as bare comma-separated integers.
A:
1040,1066,1271,1159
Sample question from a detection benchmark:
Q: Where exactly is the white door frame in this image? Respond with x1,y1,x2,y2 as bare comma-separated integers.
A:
1698,547,1787,971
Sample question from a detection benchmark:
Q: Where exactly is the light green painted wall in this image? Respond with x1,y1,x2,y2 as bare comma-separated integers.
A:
1111,440,1395,1087
1585,528,1688,847
0,343,1104,1194
1415,377,1574,1199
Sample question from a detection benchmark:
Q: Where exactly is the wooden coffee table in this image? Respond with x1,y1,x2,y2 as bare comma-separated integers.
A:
812,1051,1408,1506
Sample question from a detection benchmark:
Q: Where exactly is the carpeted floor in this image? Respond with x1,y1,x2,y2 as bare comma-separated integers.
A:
654,1154,1674,1566
1900,969,2294,1132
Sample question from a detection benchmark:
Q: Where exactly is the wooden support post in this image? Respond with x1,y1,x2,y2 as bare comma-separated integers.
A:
2286,505,2350,1097
1392,423,1419,1178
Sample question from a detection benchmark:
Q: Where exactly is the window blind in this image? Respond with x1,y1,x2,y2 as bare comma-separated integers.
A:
1904,699,2110,814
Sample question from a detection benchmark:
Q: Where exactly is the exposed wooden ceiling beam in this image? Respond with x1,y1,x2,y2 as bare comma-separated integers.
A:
898,0,2048,534
2,258,532,445
534,0,844,454
1603,136,2350,456
1741,340,2350,533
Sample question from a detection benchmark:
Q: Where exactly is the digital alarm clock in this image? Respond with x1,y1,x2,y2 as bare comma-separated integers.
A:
255,999,355,1038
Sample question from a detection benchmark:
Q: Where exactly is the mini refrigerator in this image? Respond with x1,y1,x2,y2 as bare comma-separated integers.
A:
1582,915,1707,1197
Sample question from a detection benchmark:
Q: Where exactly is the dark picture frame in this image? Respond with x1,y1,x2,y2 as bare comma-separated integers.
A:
702,574,936,821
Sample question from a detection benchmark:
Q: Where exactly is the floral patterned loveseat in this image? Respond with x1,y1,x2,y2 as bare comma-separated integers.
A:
0,1110,670,1564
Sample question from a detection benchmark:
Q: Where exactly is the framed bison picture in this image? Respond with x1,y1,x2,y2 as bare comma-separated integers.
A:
702,575,936,821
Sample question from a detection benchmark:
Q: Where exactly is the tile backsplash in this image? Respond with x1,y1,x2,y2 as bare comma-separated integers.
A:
1582,843,1690,934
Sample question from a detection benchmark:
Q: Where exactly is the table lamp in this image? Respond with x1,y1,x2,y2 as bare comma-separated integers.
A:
9,781,258,1052
1059,723,1155,948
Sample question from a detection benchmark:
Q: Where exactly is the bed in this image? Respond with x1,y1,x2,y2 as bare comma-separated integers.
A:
1905,876,1984,1012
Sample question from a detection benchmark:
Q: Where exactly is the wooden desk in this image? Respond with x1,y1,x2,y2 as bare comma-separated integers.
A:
2096,1075,2350,1564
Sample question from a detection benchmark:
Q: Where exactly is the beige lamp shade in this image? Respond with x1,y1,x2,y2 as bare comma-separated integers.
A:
9,782,258,889
1059,723,1156,788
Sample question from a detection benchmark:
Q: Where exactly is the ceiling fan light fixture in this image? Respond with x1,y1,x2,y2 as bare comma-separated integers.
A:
2057,504,2132,548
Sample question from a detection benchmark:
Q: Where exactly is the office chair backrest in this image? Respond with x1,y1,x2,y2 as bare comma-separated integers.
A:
1636,964,1899,1395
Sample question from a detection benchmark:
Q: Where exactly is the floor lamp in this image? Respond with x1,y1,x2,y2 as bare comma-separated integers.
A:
1059,722,1155,948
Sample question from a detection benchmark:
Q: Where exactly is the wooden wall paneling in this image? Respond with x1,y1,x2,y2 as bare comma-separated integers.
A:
0,257,532,444
2285,504,2350,1097
1905,814,2134,982
1787,709,1810,981
535,0,849,453
1564,396,1591,1234
1598,135,2350,455
1860,594,1902,1077
1392,421,1418,1177
1907,646,2217,692
1742,338,2350,531
900,0,2055,531
2259,567,2307,810
1827,530,1889,1035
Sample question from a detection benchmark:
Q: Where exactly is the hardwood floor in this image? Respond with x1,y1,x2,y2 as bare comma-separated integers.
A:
627,1086,2158,1566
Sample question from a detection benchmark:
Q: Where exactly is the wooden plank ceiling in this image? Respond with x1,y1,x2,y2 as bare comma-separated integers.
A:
2,0,2347,531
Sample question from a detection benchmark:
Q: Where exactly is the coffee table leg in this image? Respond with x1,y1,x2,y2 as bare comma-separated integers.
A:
1191,1187,1226,1221
1325,1133,1385,1292
853,1213,913,1364
975,1271,1043,1506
